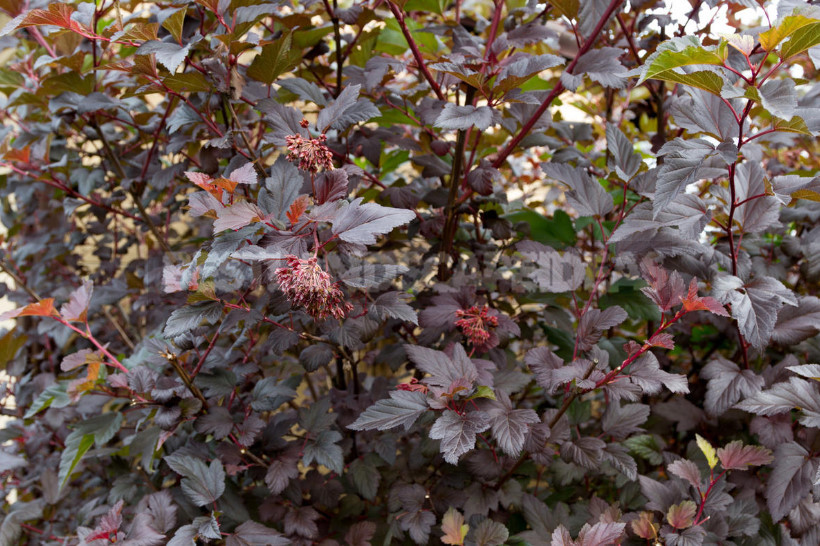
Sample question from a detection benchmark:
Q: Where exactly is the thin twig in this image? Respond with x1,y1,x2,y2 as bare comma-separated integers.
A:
385,2,445,101
492,0,624,168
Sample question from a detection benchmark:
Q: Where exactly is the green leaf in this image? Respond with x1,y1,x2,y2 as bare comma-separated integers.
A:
161,7,186,43
624,434,663,465
165,453,226,506
468,385,497,400
639,45,724,90
58,433,94,488
349,458,380,500
773,115,812,135
667,500,697,529
303,430,344,473
404,0,446,15
0,328,26,370
760,15,820,59
548,0,579,19
58,413,122,489
696,434,718,469
505,208,576,249
600,279,662,322
163,72,212,93
247,32,301,85
24,382,71,418
652,69,725,96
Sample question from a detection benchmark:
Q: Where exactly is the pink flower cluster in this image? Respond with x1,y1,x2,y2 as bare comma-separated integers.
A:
274,255,352,320
285,121,334,173
454,305,499,347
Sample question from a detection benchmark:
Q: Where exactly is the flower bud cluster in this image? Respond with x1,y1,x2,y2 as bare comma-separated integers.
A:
454,305,499,346
274,255,352,320
285,122,334,173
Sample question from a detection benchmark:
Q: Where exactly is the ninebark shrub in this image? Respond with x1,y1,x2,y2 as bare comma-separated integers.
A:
0,0,819,544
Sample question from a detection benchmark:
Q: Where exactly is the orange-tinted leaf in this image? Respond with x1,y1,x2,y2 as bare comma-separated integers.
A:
185,171,236,200
195,0,222,14
67,361,102,397
17,3,85,33
15,298,57,318
441,507,468,545
115,22,159,43
630,512,658,540
681,278,729,316
666,500,697,529
210,177,239,195
286,194,311,224
3,147,29,163
61,349,103,371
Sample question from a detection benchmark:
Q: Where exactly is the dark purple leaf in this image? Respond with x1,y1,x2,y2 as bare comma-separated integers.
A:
469,519,509,546
195,406,234,439
429,409,490,464
284,505,320,539
227,162,258,185
369,291,418,325
772,295,820,344
560,436,606,470
701,355,765,416
302,430,343,473
660,524,706,546
627,353,689,394
136,40,191,72
349,458,380,500
338,263,409,289
434,104,495,131
226,521,289,546
315,169,349,204
736,377,820,427
541,162,614,217
606,123,642,180
399,509,436,544
265,455,298,495
670,88,739,140
576,306,627,352
331,198,415,245
519,241,585,293
639,475,686,513
759,78,797,120
316,84,379,132
602,402,650,439
766,442,814,521
406,344,478,391
577,520,626,546
349,390,429,431
601,443,638,480
485,392,540,457
344,521,376,546
734,161,779,234
668,459,702,490
653,138,721,216
164,454,225,507
713,274,798,349
565,48,629,90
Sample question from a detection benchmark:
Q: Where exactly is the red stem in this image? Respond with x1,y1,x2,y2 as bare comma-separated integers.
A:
385,2,446,101
492,0,624,169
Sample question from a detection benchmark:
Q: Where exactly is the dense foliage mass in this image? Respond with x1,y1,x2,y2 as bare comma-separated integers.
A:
0,0,819,543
